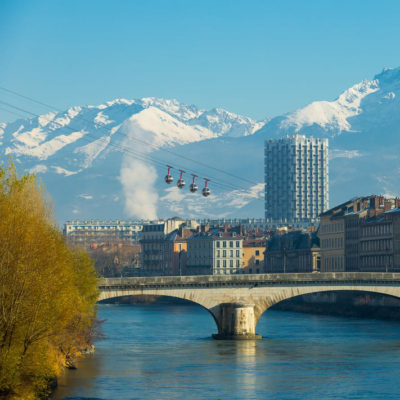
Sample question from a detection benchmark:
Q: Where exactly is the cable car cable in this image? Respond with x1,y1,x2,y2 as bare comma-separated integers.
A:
0,98,264,198
0,85,260,186
0,104,265,200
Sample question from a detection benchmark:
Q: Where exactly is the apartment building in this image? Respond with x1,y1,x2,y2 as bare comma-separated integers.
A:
140,222,166,276
359,216,393,272
386,208,400,271
265,134,329,228
320,211,345,272
186,226,244,275
163,225,196,276
344,209,367,271
264,230,320,273
320,196,400,272
63,219,157,247
140,217,190,276
242,240,266,274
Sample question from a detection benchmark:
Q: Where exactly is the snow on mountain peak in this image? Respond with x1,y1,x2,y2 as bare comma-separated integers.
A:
97,98,135,109
279,77,379,133
140,97,203,122
123,107,217,148
188,107,265,137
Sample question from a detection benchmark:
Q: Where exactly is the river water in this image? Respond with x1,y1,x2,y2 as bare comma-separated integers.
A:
51,303,400,399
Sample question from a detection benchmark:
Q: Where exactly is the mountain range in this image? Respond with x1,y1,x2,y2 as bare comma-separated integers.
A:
1,67,400,223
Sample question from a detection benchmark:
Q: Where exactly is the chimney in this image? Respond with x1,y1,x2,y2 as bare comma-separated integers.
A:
384,201,392,212
370,196,376,210
239,223,243,236
224,224,228,233
196,225,200,234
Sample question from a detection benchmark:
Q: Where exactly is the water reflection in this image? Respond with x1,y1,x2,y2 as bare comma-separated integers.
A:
52,304,400,400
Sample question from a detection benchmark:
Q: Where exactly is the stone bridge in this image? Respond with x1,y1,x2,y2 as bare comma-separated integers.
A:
98,273,400,340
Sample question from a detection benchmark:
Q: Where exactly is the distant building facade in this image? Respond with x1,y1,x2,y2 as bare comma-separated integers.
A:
64,219,157,247
140,217,190,276
163,225,196,276
264,134,329,228
197,218,271,231
320,196,400,272
186,225,244,275
140,222,166,276
242,239,266,274
264,231,320,273
359,215,393,272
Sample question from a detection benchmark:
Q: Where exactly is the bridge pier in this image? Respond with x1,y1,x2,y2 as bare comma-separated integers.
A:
212,302,262,340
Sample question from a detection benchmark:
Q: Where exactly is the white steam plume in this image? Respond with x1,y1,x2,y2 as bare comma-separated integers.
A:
119,118,158,219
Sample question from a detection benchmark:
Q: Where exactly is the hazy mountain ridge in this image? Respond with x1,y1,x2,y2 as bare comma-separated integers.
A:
1,67,400,222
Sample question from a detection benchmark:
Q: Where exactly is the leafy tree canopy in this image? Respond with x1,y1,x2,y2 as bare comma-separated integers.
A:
0,159,102,399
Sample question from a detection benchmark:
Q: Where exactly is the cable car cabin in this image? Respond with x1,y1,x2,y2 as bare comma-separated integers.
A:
177,169,185,188
202,187,210,197
202,178,211,197
190,174,198,193
165,165,173,184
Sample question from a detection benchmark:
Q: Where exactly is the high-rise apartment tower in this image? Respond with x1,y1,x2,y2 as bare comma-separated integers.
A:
265,134,329,227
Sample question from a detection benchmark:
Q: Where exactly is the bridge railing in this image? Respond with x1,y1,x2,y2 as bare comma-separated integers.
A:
98,272,400,288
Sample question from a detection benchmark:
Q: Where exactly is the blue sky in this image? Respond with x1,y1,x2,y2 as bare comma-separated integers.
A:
1,0,400,123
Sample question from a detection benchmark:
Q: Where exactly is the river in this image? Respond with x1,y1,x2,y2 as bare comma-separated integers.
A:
51,303,400,399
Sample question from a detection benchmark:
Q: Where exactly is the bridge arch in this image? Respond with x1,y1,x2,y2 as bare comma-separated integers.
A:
252,285,400,329
98,287,224,333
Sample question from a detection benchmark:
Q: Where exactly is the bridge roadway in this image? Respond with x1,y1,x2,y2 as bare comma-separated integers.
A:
98,272,400,340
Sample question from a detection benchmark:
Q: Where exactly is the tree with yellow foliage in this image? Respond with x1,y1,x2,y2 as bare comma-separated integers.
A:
0,160,102,399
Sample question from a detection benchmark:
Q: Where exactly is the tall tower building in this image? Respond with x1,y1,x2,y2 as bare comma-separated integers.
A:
264,134,329,227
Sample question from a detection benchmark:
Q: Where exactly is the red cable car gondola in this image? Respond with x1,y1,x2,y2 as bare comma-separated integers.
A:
202,178,210,197
165,165,173,184
177,170,185,188
190,174,198,193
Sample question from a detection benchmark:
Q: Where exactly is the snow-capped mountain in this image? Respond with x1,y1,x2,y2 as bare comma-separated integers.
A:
1,67,400,223
0,97,266,222
257,67,400,139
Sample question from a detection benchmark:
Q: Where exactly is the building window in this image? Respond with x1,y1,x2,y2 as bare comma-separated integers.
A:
256,250,260,256
256,260,260,265
230,241,233,248
216,241,220,248
249,268,253,274
236,241,240,247
216,250,220,257
236,260,240,267
223,250,226,257
230,260,233,267
217,260,220,267
223,260,226,267
223,241,227,248
236,250,240,257
230,250,233,257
